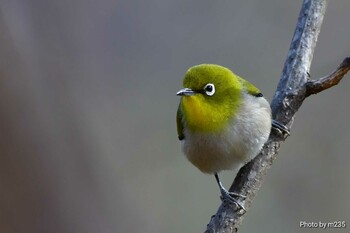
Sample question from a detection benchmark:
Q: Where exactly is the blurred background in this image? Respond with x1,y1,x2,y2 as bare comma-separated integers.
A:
0,0,349,232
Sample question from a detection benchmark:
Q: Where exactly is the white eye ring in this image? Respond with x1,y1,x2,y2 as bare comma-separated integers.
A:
203,83,215,96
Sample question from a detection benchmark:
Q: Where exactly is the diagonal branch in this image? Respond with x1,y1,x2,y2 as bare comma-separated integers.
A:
306,56,350,97
205,0,331,232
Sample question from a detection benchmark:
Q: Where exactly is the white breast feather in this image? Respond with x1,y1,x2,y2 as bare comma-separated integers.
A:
182,94,272,174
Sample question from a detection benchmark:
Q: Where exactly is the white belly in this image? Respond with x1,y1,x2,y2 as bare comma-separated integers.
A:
182,94,271,174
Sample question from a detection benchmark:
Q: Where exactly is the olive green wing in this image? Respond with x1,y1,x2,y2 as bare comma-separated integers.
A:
176,103,185,141
237,76,263,97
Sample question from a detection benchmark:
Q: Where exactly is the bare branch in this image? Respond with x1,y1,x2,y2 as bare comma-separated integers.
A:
306,56,350,97
205,0,329,232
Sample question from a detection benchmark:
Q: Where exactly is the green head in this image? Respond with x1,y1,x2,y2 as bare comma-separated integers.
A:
177,64,256,133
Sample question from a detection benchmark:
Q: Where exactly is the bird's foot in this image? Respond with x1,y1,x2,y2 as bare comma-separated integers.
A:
272,120,290,137
214,173,246,211
220,188,246,211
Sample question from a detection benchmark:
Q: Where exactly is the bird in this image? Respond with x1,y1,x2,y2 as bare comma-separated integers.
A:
176,64,273,210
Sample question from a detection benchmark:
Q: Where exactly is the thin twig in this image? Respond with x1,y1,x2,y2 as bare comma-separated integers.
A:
306,57,350,97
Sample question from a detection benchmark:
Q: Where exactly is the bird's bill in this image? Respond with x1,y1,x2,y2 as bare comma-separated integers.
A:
176,88,196,96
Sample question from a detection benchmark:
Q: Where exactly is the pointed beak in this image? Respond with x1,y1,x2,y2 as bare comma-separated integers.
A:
176,88,196,96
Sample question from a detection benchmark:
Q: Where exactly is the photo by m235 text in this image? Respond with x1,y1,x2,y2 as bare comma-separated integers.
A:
300,221,346,229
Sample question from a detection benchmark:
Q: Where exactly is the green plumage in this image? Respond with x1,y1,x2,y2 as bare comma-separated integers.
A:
176,103,184,140
176,64,262,140
237,76,262,97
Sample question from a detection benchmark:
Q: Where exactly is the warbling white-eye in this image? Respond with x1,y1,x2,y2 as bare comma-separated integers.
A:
176,64,275,209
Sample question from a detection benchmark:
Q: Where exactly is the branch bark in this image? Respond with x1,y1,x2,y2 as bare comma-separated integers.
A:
306,56,350,97
204,0,349,232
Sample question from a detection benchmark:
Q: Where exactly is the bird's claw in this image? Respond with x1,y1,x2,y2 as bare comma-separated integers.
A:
272,120,290,137
220,189,246,211
214,173,246,211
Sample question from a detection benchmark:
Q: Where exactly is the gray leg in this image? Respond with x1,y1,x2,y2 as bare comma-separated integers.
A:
214,173,246,211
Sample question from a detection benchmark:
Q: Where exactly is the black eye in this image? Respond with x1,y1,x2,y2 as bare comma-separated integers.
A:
203,83,215,96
